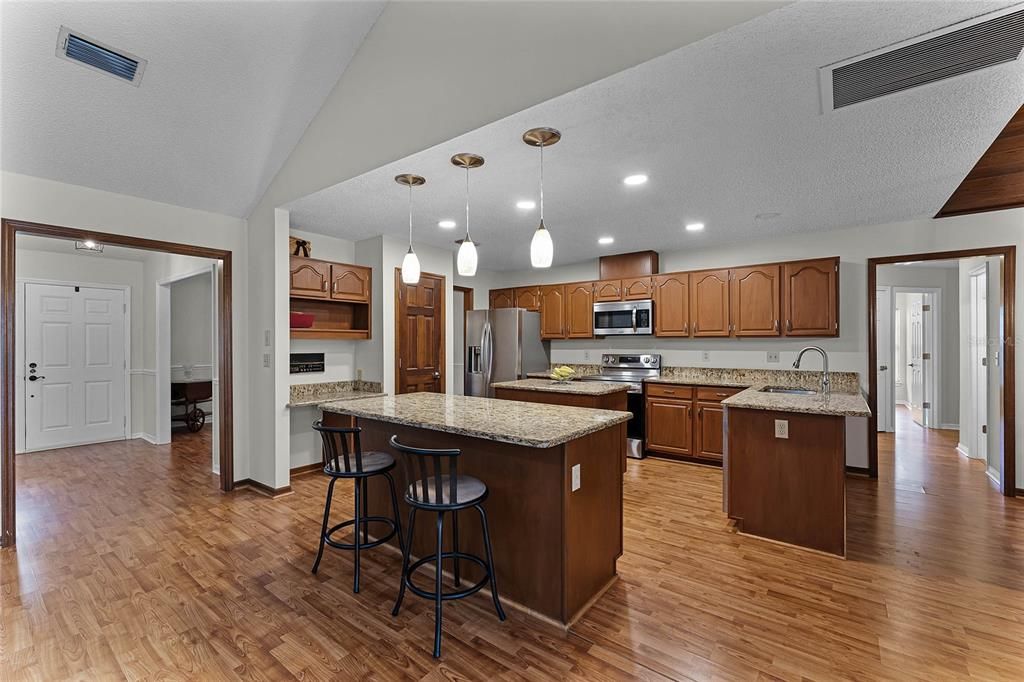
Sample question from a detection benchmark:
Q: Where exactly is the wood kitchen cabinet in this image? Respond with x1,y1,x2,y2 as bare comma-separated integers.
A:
645,385,694,457
329,263,371,303
593,279,623,302
289,256,371,339
690,269,731,337
489,288,515,309
694,387,739,461
622,276,653,300
539,285,567,339
652,273,689,337
565,282,594,338
514,286,541,312
783,258,839,336
730,265,780,336
289,257,331,299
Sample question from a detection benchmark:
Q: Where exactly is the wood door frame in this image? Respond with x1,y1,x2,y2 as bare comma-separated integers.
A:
394,269,447,394
867,246,1015,496
2,218,236,547
454,285,474,343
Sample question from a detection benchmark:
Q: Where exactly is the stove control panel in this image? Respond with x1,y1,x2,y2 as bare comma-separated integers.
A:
600,354,661,369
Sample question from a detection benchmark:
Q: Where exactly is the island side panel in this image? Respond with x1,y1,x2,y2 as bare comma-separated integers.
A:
346,416,567,621
563,421,625,623
725,407,846,557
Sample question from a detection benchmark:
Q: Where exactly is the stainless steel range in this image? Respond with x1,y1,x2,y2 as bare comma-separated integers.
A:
580,354,661,459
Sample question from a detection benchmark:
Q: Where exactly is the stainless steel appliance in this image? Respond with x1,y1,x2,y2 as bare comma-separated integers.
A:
580,354,661,459
593,299,654,336
465,309,550,398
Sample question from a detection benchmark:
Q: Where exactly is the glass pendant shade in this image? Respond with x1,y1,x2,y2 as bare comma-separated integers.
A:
530,220,553,268
457,239,478,276
401,246,421,284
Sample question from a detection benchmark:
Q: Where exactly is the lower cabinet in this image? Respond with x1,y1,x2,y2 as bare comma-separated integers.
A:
646,384,740,463
645,398,693,456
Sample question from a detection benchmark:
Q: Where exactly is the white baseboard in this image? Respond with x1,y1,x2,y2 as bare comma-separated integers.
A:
986,467,1000,485
940,423,960,430
131,432,158,444
896,399,910,407
956,443,970,458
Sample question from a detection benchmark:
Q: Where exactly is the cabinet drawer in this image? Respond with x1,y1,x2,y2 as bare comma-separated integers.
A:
696,386,742,402
646,384,693,399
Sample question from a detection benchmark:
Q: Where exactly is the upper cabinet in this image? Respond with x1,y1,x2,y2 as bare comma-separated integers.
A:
515,286,541,312
622,276,653,301
489,288,514,309
783,258,838,336
593,279,623,303
330,263,371,303
653,273,689,337
289,257,330,299
289,256,371,340
690,269,730,337
730,265,780,336
565,282,594,338
539,285,567,339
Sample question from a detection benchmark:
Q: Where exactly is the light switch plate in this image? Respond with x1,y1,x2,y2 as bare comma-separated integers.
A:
263,353,271,368
767,351,780,363
571,464,581,491
774,419,789,439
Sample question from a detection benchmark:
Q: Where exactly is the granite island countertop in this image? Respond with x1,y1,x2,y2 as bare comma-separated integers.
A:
722,386,871,418
492,378,631,395
319,392,632,449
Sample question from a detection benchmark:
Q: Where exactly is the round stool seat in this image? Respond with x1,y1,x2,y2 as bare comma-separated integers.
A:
406,474,487,508
324,450,394,477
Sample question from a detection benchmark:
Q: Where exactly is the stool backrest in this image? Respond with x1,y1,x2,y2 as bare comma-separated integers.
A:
313,420,365,473
389,435,461,505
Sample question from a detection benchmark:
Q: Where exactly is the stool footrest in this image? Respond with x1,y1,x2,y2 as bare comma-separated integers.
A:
324,516,398,551
406,551,490,601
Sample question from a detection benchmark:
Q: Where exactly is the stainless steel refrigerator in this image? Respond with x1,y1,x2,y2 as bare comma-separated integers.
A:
465,309,550,398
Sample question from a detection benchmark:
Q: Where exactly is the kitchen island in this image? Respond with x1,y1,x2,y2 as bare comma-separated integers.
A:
492,378,629,410
320,393,631,626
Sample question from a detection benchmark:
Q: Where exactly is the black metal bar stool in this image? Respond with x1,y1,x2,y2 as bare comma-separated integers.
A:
311,420,404,594
388,435,506,658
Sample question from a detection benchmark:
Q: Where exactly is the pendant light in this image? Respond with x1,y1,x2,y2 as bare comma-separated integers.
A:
395,173,425,285
451,153,484,276
523,127,561,268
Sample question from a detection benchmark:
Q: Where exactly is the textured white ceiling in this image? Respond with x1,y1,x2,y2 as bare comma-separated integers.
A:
1,0,384,217
288,1,1024,272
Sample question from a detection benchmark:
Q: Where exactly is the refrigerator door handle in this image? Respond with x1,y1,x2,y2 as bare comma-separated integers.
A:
482,321,494,391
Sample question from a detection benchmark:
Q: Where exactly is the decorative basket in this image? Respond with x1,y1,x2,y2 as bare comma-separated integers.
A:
289,235,312,258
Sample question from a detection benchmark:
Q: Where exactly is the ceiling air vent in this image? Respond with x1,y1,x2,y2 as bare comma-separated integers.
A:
822,6,1024,110
56,26,147,86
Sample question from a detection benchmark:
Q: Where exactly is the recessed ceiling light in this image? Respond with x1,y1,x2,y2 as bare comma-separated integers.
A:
516,200,536,210
598,237,615,245
623,174,648,186
685,222,705,232
438,220,456,229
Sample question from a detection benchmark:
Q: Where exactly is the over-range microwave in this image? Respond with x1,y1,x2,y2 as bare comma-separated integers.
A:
593,299,653,335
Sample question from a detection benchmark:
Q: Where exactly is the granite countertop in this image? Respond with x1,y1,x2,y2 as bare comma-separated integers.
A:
722,386,871,418
492,378,630,395
289,391,385,407
320,393,632,449
288,380,386,407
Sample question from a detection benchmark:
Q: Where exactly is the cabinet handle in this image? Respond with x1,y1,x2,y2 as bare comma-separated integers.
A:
715,392,728,397
683,323,688,334
774,319,779,332
321,280,327,292
786,319,792,332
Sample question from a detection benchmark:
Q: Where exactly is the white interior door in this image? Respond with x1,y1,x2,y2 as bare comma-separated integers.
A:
908,295,925,426
875,286,894,432
24,283,127,451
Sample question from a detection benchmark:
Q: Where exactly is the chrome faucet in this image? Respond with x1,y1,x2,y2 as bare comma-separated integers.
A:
793,346,830,396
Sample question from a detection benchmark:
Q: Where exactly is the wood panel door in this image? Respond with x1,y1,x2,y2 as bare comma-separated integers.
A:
730,265,780,336
645,398,693,456
539,285,567,339
515,286,541,312
690,269,731,337
565,282,594,338
593,279,623,302
396,270,445,394
696,402,725,461
653,273,689,337
622,277,653,301
289,257,330,299
489,288,514,309
783,258,838,336
329,264,370,302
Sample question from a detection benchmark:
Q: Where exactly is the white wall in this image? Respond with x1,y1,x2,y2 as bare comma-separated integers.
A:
170,273,213,369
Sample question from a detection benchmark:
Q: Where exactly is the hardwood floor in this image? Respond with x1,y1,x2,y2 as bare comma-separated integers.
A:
3,421,1022,680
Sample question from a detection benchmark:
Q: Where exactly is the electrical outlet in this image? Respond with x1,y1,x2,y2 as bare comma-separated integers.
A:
774,419,789,439
767,351,780,363
583,350,592,362
701,351,711,363
356,369,363,381
263,353,271,368
571,464,581,491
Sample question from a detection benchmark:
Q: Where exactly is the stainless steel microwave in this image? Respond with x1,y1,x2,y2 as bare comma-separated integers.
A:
593,299,653,335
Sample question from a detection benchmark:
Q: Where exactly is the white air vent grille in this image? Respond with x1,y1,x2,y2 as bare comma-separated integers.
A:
825,7,1024,109
56,26,147,86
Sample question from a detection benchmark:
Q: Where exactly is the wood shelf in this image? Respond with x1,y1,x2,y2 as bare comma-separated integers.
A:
289,296,370,340
290,327,370,340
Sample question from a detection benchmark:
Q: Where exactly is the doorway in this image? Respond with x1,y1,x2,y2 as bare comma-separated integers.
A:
394,269,446,394
453,285,474,396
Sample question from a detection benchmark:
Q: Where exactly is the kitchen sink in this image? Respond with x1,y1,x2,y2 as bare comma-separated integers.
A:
759,386,817,396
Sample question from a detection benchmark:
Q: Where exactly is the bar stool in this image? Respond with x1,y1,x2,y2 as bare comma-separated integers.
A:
311,420,404,594
388,435,506,658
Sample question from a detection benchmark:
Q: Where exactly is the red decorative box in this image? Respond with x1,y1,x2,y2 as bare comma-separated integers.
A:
290,311,315,328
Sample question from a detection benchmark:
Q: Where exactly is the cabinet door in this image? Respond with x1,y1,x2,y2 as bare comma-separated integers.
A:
622,277,653,301
330,264,371,302
289,257,330,299
690,269,731,337
539,285,567,339
645,398,693,455
515,286,541,312
730,265,780,336
784,258,838,336
653,273,689,337
565,282,594,338
593,279,623,302
696,402,725,461
489,288,514,309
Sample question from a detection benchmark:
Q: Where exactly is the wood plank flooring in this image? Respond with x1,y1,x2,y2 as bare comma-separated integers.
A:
3,415,1022,680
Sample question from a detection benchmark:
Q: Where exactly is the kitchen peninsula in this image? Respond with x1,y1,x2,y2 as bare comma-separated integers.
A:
320,393,630,626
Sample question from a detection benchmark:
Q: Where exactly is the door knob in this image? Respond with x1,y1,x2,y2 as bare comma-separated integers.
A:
879,365,888,371
28,375,45,381
433,371,441,379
